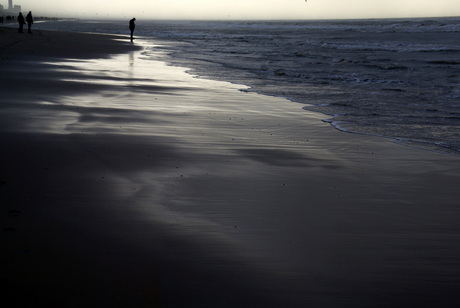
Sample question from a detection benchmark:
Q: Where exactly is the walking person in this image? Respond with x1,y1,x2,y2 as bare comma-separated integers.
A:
26,11,33,33
17,12,25,33
129,18,136,42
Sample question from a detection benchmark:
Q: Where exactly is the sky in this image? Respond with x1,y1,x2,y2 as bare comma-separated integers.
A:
4,0,460,20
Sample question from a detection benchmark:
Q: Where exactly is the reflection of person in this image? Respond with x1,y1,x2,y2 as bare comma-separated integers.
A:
17,12,25,33
129,18,136,42
26,11,33,33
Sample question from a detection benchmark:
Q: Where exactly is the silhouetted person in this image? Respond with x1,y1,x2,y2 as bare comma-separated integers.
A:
129,18,136,42
26,11,33,33
17,12,25,33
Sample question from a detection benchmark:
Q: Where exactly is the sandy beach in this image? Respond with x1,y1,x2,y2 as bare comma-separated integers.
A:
1,26,460,307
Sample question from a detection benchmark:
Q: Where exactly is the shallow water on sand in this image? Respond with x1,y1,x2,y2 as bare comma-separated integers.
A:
143,18,460,155
34,18,460,154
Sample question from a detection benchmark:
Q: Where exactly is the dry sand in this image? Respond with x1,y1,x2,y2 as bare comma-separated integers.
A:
1,26,460,307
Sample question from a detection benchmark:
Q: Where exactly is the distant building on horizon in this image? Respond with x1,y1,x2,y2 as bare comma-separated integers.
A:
0,0,21,15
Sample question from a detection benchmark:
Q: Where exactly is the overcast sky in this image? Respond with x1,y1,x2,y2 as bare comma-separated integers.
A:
4,0,460,19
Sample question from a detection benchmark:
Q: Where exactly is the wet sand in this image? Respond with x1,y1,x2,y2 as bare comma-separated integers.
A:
1,26,460,307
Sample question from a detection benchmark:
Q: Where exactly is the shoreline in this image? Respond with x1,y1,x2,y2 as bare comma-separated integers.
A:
2,28,460,307
139,18,460,157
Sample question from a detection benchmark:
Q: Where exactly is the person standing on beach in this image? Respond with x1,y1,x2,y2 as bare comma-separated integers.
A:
129,18,136,42
26,11,33,33
17,12,25,33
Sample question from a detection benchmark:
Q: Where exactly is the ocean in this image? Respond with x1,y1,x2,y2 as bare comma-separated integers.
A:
35,17,460,154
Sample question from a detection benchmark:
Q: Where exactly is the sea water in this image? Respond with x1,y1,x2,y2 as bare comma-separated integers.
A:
37,18,460,154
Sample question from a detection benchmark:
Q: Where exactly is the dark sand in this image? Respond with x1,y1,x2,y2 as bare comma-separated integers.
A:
1,26,460,307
